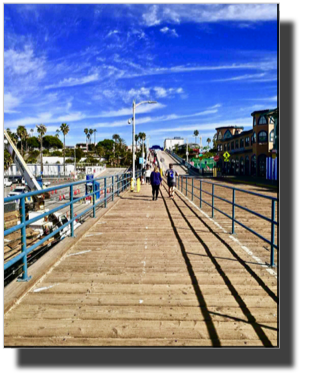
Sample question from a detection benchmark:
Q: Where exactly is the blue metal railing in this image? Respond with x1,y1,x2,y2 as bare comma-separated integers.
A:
178,176,278,267
4,170,141,282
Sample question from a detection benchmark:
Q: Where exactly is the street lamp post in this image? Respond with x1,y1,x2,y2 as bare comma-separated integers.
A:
186,138,189,163
74,146,76,179
128,100,157,183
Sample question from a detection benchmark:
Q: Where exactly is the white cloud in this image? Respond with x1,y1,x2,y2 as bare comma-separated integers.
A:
211,73,266,82
44,73,99,89
141,4,277,26
154,87,183,98
4,93,20,113
106,30,119,38
4,45,45,76
98,103,166,118
160,26,179,37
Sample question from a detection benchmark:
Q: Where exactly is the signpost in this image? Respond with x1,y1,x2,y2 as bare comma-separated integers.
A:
223,151,230,162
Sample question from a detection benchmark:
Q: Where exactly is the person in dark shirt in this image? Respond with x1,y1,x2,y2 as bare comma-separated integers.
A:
150,166,162,201
165,163,178,198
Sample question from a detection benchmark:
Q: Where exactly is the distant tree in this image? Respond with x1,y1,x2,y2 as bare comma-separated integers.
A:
25,136,40,150
43,135,63,149
4,150,13,170
36,124,47,174
84,128,89,152
212,133,217,149
59,123,70,175
206,137,211,149
97,139,114,151
16,126,27,156
193,130,199,144
51,150,63,157
6,129,18,145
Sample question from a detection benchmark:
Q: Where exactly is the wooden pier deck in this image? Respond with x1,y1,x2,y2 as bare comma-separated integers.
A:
4,181,278,347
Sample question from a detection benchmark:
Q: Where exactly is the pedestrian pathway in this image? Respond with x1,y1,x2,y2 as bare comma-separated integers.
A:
4,181,278,346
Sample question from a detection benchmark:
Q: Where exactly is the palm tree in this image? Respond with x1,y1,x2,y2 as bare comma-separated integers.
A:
93,128,97,146
89,129,94,151
84,128,89,152
194,130,199,145
16,125,27,156
36,124,47,174
112,134,120,166
59,123,70,175
206,137,211,150
6,128,18,145
135,134,139,152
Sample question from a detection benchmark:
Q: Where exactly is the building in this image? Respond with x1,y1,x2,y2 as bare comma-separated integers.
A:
164,137,184,150
215,108,278,177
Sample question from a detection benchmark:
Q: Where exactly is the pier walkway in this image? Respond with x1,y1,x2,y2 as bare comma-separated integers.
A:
4,178,278,347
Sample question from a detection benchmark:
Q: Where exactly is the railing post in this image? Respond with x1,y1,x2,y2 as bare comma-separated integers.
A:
186,176,188,197
104,177,107,208
270,199,276,267
200,180,202,208
178,175,180,190
212,184,214,218
192,178,194,201
92,178,96,218
70,184,74,237
17,196,31,282
117,175,119,195
181,176,183,194
112,176,114,202
232,189,235,234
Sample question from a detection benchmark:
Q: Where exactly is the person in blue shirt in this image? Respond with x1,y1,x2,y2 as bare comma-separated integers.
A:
165,163,179,198
150,166,162,201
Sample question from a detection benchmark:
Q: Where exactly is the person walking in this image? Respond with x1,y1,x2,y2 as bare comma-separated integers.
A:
145,165,151,185
165,163,179,198
150,166,162,201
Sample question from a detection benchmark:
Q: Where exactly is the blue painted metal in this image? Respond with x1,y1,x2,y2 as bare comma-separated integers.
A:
232,189,235,234
212,184,214,218
271,199,276,267
185,178,278,267
186,176,188,197
199,181,202,208
191,178,194,201
70,185,74,237
4,170,142,281
92,179,96,218
17,197,31,282
112,176,114,202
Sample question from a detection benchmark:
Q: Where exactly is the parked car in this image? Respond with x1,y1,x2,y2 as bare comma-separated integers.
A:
8,186,28,197
4,179,12,187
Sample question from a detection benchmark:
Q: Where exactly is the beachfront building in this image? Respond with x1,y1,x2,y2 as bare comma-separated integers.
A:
164,137,184,150
215,108,278,177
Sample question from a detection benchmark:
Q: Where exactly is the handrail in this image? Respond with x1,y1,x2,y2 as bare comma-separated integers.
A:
4,170,141,281
178,176,278,267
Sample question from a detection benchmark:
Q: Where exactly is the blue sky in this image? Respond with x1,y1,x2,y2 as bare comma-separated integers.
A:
4,4,278,147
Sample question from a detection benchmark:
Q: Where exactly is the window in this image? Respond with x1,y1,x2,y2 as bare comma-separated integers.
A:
245,137,250,147
227,143,230,150
240,138,244,148
251,155,257,175
269,117,274,124
240,157,244,175
231,141,234,150
217,144,223,152
270,130,274,142
258,116,267,125
224,144,227,151
258,131,268,143
253,117,257,126
218,132,223,140
235,140,239,149
251,132,257,144
224,130,232,139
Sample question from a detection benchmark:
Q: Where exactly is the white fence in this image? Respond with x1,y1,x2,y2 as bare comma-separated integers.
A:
5,164,106,178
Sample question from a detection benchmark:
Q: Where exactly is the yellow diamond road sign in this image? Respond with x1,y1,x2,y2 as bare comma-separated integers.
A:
223,151,230,162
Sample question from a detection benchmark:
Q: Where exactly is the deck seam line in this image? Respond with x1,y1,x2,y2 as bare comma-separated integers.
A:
175,187,277,279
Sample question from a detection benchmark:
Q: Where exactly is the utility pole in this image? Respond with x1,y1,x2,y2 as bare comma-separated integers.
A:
186,138,189,163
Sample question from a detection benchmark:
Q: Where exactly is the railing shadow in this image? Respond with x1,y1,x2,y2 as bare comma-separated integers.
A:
162,183,276,347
